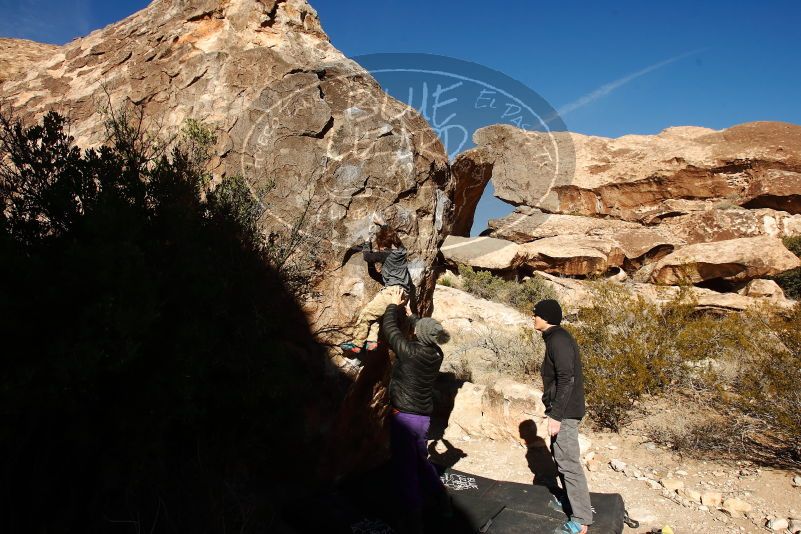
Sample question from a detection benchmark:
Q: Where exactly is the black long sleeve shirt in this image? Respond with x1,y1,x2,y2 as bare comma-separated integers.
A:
540,325,586,421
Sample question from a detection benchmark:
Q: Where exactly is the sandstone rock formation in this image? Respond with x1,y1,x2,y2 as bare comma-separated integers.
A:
449,121,801,304
432,285,532,331
0,0,453,482
487,208,641,243
440,235,522,271
530,271,794,314
432,284,540,382
519,235,624,276
0,38,58,85
442,378,548,443
661,208,801,245
455,122,801,223
0,0,452,337
648,236,801,286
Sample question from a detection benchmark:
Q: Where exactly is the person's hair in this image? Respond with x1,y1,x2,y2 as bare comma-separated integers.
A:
375,225,403,250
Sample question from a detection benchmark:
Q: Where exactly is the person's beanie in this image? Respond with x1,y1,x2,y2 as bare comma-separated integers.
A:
415,317,451,346
533,299,562,325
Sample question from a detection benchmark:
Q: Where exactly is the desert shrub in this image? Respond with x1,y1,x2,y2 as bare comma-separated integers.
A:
449,325,543,381
772,236,801,299
731,304,801,462
0,109,330,530
646,415,765,460
568,283,760,430
458,264,556,313
570,278,800,465
437,274,454,287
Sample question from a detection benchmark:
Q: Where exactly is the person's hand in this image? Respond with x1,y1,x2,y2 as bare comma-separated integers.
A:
390,291,405,305
547,417,561,437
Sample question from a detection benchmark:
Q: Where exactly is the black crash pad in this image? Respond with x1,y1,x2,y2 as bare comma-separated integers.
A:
283,465,625,533
442,469,625,534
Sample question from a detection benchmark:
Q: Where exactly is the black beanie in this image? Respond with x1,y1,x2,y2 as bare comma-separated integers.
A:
533,299,562,325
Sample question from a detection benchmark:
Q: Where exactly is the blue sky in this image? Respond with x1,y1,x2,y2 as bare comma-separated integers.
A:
2,0,800,233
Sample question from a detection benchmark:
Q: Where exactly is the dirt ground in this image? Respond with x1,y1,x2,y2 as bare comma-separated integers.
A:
434,403,801,534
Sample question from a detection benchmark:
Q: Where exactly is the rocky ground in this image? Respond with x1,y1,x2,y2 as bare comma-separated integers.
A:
433,396,801,534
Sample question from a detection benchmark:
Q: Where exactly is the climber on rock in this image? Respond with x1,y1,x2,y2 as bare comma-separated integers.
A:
340,217,414,356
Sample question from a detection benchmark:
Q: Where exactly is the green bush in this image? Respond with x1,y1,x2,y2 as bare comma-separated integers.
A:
437,274,454,287
568,283,756,430
569,280,800,465
773,236,801,299
458,265,556,313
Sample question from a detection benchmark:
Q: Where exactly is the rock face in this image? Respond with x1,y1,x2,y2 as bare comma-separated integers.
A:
649,236,801,286
432,284,540,382
442,378,548,443
449,122,801,305
661,208,801,245
0,38,58,85
519,235,624,276
456,122,801,223
440,235,522,271
0,0,453,481
0,0,452,335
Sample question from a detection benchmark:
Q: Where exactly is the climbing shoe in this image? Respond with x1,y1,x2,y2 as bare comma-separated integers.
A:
554,520,587,534
340,341,363,354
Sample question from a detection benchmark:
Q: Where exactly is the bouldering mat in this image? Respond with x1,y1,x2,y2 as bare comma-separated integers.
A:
442,468,626,534
283,465,626,533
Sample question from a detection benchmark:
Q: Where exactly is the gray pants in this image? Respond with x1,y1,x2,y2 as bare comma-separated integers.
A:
552,418,593,526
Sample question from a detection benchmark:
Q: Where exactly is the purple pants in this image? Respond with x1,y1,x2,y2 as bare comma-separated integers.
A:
390,410,446,512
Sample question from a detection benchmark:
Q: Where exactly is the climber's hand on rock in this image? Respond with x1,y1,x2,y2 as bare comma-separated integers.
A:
371,212,386,226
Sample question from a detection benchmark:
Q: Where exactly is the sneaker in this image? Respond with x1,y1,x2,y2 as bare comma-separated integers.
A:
554,520,587,534
340,341,363,354
364,341,379,351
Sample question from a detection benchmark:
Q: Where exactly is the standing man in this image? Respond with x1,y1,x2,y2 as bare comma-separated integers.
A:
533,299,592,534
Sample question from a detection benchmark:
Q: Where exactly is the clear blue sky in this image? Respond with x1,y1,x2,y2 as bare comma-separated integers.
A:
2,0,800,233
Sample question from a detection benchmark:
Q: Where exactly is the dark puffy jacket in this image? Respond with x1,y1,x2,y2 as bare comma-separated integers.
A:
540,326,586,421
382,304,443,415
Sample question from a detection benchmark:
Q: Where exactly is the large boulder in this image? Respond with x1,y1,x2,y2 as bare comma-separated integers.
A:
453,122,801,224
0,0,452,336
738,278,786,301
0,0,454,483
440,235,522,271
488,208,641,243
661,207,801,244
519,235,625,276
488,210,678,274
648,236,801,285
531,271,794,314
443,378,548,443
432,285,538,382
